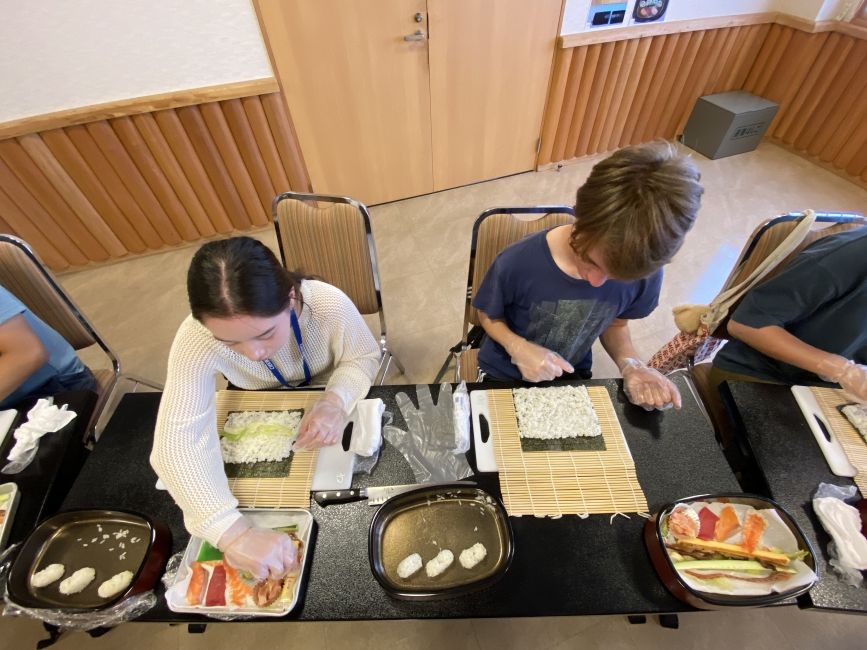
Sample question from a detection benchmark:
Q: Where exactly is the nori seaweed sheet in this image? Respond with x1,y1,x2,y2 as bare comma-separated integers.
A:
519,435,606,453
221,408,303,478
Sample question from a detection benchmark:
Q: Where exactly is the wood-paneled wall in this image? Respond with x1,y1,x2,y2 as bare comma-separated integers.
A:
539,24,770,165
539,21,867,187
0,91,309,271
744,25,867,183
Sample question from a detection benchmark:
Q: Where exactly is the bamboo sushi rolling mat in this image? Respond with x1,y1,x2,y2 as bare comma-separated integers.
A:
215,390,319,508
811,387,867,496
485,387,648,517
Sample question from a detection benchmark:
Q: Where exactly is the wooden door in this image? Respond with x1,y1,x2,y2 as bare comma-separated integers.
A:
427,0,562,190
256,0,433,205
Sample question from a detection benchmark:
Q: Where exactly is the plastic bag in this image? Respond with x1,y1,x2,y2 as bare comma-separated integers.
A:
452,382,471,454
812,482,867,587
384,384,472,483
352,409,391,476
0,542,157,630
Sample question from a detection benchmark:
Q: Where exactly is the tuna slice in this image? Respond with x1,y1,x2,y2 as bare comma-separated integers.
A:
697,507,719,541
205,565,227,607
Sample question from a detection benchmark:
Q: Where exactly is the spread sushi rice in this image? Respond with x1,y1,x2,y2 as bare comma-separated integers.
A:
220,410,302,464
513,385,601,439
841,403,867,441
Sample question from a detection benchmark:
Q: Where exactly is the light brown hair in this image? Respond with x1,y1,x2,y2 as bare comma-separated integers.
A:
569,141,703,280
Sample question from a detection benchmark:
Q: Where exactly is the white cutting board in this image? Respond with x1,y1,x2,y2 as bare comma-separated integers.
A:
791,385,857,477
0,410,17,449
471,390,498,472
310,421,356,491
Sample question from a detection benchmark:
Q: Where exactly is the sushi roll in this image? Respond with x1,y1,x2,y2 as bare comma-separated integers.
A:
59,567,96,595
97,570,134,598
425,549,454,578
459,543,487,570
31,564,65,588
396,553,423,579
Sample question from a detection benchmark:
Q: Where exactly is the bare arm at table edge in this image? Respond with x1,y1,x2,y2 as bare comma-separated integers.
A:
601,319,682,409
0,315,49,403
726,320,845,378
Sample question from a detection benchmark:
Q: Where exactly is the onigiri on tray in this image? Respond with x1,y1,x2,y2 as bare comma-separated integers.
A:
166,509,312,617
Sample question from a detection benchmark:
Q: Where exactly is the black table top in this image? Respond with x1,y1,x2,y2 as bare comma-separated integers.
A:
722,380,867,614
1,390,95,548
62,374,739,622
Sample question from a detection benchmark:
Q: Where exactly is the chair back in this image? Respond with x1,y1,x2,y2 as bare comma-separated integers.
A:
712,211,866,338
464,207,575,337
0,235,97,350
273,193,381,316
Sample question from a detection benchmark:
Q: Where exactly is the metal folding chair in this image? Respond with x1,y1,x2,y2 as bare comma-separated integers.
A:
272,191,404,385
433,206,576,384
0,234,162,442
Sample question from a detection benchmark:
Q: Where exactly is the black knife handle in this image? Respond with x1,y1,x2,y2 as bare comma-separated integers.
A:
313,489,363,506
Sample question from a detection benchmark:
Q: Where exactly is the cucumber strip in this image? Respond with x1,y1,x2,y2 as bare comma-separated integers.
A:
673,559,767,572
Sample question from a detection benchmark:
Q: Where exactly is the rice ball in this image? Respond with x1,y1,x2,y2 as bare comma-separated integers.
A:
59,567,96,595
31,564,65,588
459,543,487,569
396,553,423,579
425,549,454,578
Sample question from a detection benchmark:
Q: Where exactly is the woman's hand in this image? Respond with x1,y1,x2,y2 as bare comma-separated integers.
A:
218,517,299,580
295,391,347,449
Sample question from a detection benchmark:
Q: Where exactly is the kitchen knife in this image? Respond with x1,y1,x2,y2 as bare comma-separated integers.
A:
313,480,476,506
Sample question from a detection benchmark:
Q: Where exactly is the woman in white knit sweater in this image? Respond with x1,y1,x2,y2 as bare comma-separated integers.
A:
150,236,380,580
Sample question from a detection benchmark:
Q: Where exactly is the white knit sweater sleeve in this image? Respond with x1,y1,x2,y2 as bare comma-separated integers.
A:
150,317,241,546
315,282,381,411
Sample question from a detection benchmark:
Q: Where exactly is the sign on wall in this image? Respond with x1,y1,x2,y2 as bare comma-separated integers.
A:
586,1,627,28
631,0,669,24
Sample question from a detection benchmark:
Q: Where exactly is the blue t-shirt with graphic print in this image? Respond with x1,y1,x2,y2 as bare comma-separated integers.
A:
472,230,663,380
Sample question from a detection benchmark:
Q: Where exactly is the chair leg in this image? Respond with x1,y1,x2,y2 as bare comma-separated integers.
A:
433,353,454,384
376,353,393,386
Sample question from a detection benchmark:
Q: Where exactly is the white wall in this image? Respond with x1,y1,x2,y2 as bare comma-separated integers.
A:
561,0,854,34
0,0,272,122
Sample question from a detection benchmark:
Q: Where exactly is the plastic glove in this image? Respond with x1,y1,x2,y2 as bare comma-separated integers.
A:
388,384,473,483
621,358,682,411
505,338,574,382
817,355,867,403
295,391,347,449
218,517,299,580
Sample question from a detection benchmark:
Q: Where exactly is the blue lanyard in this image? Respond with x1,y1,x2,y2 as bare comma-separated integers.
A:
263,310,311,388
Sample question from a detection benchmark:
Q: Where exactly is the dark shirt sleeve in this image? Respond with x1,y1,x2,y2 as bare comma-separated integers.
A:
618,269,663,319
471,255,511,320
730,263,837,329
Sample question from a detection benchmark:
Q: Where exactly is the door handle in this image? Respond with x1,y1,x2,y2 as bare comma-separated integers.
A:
403,29,426,41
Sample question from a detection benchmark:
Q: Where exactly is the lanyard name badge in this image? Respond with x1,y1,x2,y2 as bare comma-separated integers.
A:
263,310,311,388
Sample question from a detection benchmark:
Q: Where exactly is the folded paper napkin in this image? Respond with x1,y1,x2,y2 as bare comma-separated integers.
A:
7,398,77,463
813,496,867,571
349,398,385,457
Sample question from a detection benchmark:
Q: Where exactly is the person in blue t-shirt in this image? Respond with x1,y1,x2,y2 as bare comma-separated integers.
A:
0,285,96,409
472,142,703,410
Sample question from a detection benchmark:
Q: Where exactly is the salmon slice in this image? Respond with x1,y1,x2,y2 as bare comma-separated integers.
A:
714,505,740,542
186,562,208,605
224,563,254,607
741,513,767,553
